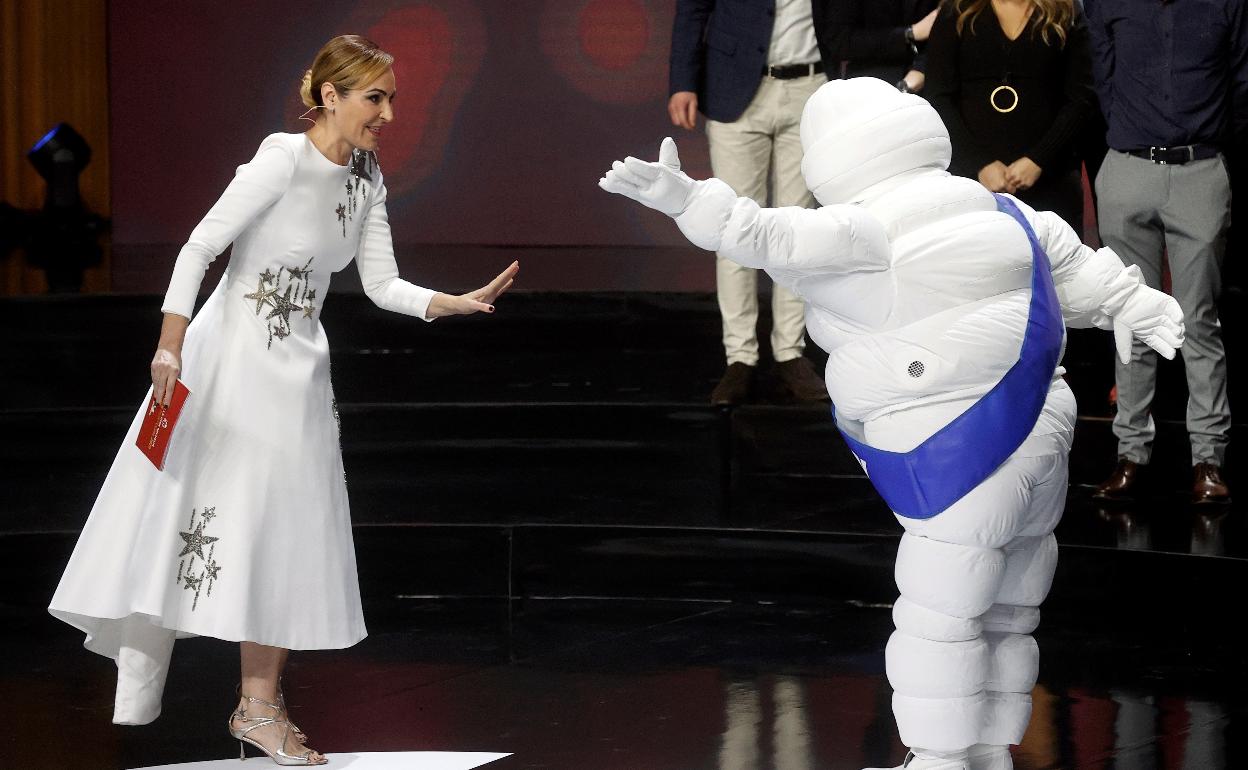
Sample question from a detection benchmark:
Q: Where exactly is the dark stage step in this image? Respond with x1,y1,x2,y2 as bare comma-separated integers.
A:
2,291,1244,608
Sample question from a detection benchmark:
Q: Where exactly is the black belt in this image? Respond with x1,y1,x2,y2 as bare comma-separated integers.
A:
1123,144,1219,165
763,61,824,79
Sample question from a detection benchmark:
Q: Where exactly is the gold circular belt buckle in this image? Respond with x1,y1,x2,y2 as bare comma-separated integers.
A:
990,85,1019,114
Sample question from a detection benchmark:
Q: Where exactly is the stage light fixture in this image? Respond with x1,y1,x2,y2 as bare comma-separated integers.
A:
25,123,106,293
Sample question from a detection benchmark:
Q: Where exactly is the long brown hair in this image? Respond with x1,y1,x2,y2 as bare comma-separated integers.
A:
948,0,1074,47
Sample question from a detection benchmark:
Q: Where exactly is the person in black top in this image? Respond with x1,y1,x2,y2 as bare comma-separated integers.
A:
818,0,940,92
924,0,1094,229
1086,0,1246,505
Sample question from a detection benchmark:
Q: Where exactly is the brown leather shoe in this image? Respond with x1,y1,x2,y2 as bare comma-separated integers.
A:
774,357,830,404
711,362,755,406
1093,458,1144,501
1192,462,1231,504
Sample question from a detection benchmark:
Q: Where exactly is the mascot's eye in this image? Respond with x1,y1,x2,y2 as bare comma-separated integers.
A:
907,361,925,378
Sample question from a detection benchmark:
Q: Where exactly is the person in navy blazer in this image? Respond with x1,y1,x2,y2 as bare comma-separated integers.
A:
668,0,834,405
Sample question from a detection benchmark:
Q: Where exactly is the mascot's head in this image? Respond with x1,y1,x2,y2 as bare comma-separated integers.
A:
800,78,951,206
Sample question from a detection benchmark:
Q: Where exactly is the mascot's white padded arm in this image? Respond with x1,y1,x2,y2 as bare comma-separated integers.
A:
675,177,891,274
1007,196,1144,328
1010,195,1184,360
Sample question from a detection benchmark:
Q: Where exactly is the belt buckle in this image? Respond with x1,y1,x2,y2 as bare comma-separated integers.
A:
1149,146,1168,164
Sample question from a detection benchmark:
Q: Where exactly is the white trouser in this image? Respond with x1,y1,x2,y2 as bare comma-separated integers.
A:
884,433,1070,756
706,73,824,366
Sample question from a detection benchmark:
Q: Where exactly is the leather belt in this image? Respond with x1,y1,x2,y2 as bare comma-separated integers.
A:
763,61,824,79
1124,144,1219,165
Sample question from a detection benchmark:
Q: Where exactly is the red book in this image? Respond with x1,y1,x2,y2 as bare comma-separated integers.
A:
136,380,191,470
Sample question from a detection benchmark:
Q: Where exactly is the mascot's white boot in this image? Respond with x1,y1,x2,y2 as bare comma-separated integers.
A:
599,77,1184,770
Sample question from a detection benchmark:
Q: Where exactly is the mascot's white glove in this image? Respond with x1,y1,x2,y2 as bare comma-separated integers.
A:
1108,266,1185,364
599,137,696,216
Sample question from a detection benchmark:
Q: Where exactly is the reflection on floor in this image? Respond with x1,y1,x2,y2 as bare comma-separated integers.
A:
134,753,510,770
2,596,1244,770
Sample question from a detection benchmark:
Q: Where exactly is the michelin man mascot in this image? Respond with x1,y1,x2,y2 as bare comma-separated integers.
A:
599,78,1183,770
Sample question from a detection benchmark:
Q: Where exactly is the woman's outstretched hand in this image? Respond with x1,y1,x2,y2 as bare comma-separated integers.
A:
427,261,520,318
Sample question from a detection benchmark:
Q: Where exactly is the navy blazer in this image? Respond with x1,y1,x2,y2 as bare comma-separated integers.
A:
671,0,835,123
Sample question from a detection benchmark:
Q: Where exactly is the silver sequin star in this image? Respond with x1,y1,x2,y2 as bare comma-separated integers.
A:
204,560,222,582
182,573,202,593
265,284,300,326
272,325,291,341
178,522,220,560
303,304,316,319
201,506,217,523
259,269,276,284
244,279,277,315
287,259,314,281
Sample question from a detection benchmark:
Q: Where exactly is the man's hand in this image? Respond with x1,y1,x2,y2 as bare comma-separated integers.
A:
599,137,697,216
668,91,698,130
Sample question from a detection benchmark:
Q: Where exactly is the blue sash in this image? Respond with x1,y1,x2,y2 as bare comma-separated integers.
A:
833,194,1064,520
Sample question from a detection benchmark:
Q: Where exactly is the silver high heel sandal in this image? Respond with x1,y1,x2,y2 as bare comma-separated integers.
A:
229,694,327,766
237,681,309,744
277,678,309,744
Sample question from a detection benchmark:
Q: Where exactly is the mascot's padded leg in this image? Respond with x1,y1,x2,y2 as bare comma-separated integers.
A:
978,533,1059,749
889,533,1006,753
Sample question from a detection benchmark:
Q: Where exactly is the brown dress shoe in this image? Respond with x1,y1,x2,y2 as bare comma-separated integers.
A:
711,362,755,406
774,357,830,404
1093,458,1144,501
1192,462,1231,504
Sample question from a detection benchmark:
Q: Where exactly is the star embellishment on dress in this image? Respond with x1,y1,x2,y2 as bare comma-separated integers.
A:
246,258,316,349
175,506,224,611
265,284,300,326
178,521,220,560
244,279,277,316
286,258,314,282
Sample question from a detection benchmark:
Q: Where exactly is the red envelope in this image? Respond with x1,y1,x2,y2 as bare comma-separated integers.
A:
136,380,190,470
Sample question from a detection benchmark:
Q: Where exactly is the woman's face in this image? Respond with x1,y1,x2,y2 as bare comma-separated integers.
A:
329,68,396,152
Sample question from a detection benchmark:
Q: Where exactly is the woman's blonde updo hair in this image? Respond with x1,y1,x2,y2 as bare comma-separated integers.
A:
299,35,394,108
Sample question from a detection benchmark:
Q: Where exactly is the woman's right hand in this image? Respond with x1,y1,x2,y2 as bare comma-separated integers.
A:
151,347,182,407
978,161,1015,193
152,312,190,406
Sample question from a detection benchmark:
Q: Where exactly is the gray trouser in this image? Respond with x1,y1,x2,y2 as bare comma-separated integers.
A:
705,73,825,366
1095,149,1232,466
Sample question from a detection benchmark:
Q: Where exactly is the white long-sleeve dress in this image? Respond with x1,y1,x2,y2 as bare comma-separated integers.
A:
49,132,434,723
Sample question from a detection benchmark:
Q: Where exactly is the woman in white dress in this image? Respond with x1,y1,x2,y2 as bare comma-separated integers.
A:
48,35,519,766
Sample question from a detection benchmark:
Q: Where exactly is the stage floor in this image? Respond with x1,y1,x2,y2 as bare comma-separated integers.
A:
2,291,1244,769
2,595,1244,770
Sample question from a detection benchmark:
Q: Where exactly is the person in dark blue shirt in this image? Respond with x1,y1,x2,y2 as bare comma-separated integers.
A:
1086,0,1247,504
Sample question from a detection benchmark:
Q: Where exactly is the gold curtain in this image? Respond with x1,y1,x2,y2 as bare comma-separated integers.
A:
0,0,110,295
